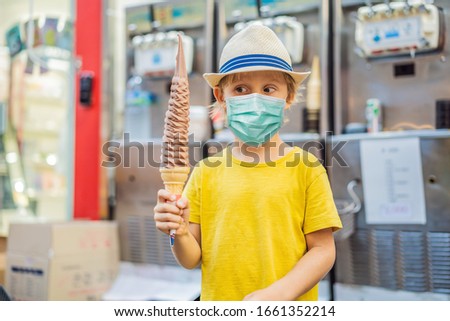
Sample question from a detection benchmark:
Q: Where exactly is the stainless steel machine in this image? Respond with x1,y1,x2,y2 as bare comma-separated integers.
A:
124,0,214,140
115,0,215,266
329,0,450,300
215,0,332,135
329,131,450,299
333,0,450,134
112,139,203,265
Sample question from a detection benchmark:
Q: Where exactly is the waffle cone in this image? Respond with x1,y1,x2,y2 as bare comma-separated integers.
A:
160,167,190,195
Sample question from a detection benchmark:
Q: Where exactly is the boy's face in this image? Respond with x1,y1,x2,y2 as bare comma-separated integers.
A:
213,71,292,110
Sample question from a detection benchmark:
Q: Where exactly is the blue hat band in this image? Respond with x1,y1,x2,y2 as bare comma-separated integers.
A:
219,54,293,73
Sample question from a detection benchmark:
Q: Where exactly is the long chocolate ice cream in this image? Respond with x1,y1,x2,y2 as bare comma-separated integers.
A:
162,34,190,168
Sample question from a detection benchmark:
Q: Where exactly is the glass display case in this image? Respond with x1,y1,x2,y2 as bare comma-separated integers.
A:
10,47,71,218
0,1,74,235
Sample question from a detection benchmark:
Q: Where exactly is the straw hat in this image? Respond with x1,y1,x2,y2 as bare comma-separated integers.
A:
203,24,310,88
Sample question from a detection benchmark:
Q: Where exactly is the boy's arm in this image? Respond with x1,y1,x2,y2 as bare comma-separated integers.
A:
172,220,202,269
244,228,336,301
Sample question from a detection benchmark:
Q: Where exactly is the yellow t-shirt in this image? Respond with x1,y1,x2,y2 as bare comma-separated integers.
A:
183,146,342,301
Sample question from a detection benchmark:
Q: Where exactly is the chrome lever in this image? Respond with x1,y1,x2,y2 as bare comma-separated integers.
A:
364,0,375,18
403,0,412,14
384,0,394,16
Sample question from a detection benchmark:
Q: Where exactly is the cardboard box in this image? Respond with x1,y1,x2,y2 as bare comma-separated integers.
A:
5,221,119,300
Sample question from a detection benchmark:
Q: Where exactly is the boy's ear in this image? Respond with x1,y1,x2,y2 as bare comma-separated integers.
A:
213,86,224,103
286,92,295,105
284,92,295,110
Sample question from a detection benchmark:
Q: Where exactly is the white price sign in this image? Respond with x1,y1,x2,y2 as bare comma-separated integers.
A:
360,137,426,225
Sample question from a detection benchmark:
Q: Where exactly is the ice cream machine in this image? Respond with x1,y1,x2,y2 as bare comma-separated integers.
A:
329,131,450,300
215,0,331,135
332,0,449,134
124,0,214,141
115,0,215,265
354,1,445,60
329,0,450,299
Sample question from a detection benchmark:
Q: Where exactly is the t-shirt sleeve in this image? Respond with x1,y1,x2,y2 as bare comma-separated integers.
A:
303,169,342,234
182,164,202,224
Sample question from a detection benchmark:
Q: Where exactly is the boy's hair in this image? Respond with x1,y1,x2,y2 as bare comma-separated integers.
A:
210,71,301,120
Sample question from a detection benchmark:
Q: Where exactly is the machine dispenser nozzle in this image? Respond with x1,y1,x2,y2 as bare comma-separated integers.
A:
403,0,412,14
418,1,430,14
350,12,362,23
259,5,271,18
364,0,375,18
384,0,394,16
232,10,243,20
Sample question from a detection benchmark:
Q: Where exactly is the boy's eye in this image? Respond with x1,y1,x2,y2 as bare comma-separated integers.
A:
263,86,276,93
234,86,248,94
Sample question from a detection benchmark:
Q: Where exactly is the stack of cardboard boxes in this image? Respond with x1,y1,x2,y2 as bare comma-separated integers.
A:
4,221,119,300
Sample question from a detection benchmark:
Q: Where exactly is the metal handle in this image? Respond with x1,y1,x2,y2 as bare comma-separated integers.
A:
338,180,362,215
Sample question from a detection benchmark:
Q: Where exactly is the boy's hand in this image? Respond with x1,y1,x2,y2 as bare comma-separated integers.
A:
154,189,190,237
243,286,286,301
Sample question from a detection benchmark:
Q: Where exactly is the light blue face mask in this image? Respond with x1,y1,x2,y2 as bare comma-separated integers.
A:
226,93,286,146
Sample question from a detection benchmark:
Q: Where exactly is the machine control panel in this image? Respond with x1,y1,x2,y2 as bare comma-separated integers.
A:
355,1,443,59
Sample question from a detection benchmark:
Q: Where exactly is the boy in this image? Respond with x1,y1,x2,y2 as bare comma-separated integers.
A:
154,24,342,301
